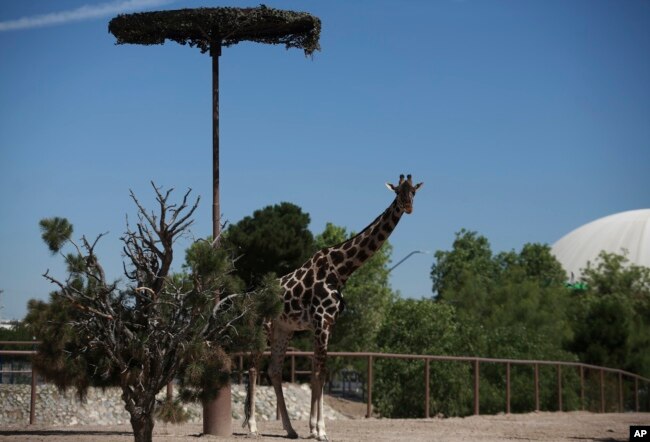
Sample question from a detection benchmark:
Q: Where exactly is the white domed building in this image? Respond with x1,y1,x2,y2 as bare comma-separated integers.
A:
551,209,650,281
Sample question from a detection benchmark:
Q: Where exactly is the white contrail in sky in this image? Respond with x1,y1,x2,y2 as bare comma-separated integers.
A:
0,0,176,32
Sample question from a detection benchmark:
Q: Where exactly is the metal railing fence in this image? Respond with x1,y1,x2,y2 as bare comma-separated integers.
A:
1,342,649,425
233,350,650,418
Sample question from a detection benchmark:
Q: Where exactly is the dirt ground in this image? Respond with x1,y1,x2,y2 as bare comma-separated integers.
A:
1,412,648,442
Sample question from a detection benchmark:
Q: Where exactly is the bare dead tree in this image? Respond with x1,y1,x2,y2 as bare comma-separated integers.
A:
37,183,262,442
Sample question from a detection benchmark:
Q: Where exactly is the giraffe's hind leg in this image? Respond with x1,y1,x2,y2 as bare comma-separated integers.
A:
309,327,330,441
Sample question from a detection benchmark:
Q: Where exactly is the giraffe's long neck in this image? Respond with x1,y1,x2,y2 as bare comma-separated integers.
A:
327,198,404,285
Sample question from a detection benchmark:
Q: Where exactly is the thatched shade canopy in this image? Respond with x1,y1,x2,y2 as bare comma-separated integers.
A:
108,6,321,55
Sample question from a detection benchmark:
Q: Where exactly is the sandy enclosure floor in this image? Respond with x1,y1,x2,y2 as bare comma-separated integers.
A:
1,412,649,442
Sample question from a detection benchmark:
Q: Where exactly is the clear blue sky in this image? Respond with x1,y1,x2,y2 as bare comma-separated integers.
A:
1,0,649,320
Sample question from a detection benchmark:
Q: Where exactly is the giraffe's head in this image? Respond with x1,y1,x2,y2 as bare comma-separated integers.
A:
386,174,423,214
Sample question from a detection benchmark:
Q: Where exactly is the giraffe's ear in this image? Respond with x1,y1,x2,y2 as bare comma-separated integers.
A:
386,182,397,192
414,182,424,191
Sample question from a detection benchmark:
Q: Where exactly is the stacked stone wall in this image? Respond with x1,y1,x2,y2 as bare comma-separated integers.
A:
0,383,345,426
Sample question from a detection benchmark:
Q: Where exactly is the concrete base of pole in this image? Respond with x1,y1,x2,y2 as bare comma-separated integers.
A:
203,382,232,436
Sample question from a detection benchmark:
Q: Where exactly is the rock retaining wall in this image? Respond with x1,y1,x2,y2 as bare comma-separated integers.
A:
0,383,345,426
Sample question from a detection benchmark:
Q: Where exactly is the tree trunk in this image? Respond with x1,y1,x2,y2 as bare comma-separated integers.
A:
123,387,157,442
130,412,155,442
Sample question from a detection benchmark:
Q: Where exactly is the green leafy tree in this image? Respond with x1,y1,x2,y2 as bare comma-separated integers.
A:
225,202,314,288
374,299,473,417
432,231,572,357
513,243,568,284
570,251,650,379
430,230,577,413
431,228,497,299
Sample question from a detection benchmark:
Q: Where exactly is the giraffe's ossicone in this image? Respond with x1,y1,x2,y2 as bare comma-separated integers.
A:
245,174,423,441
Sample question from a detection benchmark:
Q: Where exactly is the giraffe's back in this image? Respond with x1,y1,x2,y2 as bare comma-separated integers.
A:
275,250,343,332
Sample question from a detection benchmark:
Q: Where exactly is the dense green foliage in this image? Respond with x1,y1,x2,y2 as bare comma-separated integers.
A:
425,230,581,414
431,230,573,361
379,228,650,417
375,226,650,418
374,299,473,417
225,202,314,288
570,251,650,377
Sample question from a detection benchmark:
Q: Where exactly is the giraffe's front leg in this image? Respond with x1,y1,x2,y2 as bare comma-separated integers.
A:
309,378,329,440
309,332,330,441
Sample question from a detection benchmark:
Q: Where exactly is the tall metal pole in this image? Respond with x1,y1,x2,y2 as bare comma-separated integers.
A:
202,41,232,437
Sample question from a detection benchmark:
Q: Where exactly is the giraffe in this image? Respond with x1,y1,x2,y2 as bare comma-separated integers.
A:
244,174,423,441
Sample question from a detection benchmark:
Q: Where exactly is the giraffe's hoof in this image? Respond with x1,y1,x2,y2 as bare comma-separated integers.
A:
286,429,299,439
246,431,260,439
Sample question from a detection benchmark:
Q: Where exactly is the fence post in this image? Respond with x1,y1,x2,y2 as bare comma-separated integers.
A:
238,355,243,385
580,366,585,410
291,355,296,384
473,359,480,415
557,364,562,412
506,362,511,415
618,372,623,412
424,358,430,418
366,355,373,418
29,367,36,425
635,377,639,412
599,369,605,413
534,364,540,412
